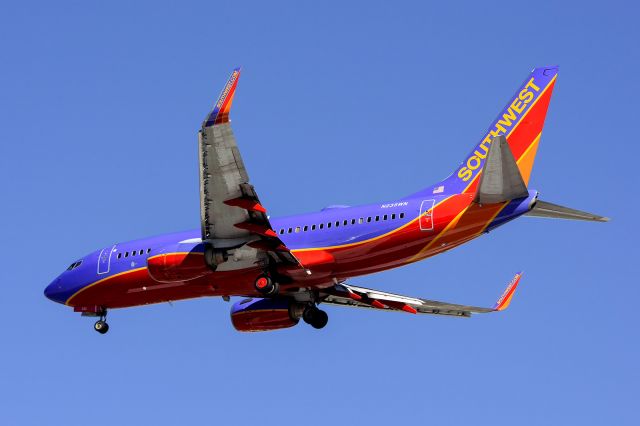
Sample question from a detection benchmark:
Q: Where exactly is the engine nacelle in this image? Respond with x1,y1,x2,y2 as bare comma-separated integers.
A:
230,298,305,332
147,244,213,283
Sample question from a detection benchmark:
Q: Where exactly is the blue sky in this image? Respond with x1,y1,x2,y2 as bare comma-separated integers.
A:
1,1,637,424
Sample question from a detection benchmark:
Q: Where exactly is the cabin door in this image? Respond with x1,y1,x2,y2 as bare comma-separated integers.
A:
419,199,435,231
97,245,116,275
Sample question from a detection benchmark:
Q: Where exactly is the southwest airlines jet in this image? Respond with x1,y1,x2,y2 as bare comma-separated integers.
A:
45,66,607,334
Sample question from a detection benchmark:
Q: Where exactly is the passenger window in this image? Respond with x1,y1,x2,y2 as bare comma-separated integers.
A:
343,220,348,226
335,221,340,227
383,214,388,220
319,223,324,229
375,216,380,221
303,225,308,232
351,219,356,225
367,217,372,223
117,253,122,259
312,224,316,231
125,252,129,258
400,213,405,218
391,213,396,220
132,250,137,256
359,218,364,224
295,226,301,233
288,227,293,233
279,229,284,234
327,222,332,228
147,249,151,254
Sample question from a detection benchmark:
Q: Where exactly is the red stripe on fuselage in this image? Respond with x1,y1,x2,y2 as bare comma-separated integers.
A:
68,197,514,309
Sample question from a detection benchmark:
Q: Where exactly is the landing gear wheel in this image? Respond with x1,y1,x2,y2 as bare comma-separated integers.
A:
303,306,329,329
254,275,279,296
94,320,109,334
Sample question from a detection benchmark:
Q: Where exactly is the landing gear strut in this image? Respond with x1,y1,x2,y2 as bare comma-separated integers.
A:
93,312,109,334
303,305,329,329
254,274,279,296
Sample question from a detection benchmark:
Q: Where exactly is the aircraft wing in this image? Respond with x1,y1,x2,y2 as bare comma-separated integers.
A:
198,68,302,268
320,273,523,317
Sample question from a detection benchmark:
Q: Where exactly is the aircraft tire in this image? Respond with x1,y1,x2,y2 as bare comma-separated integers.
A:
94,320,109,334
303,306,328,329
254,275,279,296
310,309,328,329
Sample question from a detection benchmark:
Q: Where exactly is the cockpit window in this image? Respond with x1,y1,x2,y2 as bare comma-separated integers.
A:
67,260,82,271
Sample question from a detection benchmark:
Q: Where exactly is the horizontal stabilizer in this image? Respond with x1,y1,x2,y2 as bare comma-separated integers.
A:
474,135,529,204
526,200,609,222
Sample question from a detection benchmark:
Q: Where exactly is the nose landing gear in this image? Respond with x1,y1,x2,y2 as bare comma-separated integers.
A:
93,312,109,334
94,320,109,334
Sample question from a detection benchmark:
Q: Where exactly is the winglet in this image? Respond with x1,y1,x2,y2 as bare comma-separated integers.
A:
203,67,241,128
492,272,523,311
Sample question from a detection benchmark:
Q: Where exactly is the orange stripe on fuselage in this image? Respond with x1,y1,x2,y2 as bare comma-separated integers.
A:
292,195,458,253
407,199,507,263
64,78,558,310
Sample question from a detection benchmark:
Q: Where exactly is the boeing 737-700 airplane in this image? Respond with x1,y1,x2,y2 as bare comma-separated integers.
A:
44,66,607,334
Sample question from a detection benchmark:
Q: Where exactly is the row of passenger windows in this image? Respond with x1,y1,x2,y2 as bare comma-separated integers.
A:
278,212,406,234
116,248,152,259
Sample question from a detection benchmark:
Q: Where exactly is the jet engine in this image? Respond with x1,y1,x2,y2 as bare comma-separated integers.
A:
230,298,305,332
147,244,213,283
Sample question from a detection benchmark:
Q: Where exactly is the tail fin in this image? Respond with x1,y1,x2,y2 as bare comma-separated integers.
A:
438,66,559,196
526,200,609,222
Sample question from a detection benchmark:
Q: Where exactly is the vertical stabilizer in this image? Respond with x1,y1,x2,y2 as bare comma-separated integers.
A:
412,66,559,198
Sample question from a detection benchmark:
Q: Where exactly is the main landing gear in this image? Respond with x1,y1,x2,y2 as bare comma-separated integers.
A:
302,305,329,329
93,312,109,334
252,273,328,329
254,274,279,296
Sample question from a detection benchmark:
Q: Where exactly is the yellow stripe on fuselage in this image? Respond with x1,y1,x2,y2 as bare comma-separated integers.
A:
65,267,148,306
291,195,456,254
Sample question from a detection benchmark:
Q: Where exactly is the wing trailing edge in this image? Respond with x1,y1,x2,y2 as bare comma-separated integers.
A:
320,273,525,317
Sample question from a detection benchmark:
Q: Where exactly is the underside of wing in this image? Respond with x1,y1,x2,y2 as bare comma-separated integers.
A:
198,68,303,270
320,274,523,317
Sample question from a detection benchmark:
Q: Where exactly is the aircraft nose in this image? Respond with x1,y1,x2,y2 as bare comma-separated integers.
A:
44,278,67,305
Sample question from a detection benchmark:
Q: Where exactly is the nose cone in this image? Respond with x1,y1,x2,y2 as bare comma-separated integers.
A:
44,277,67,305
